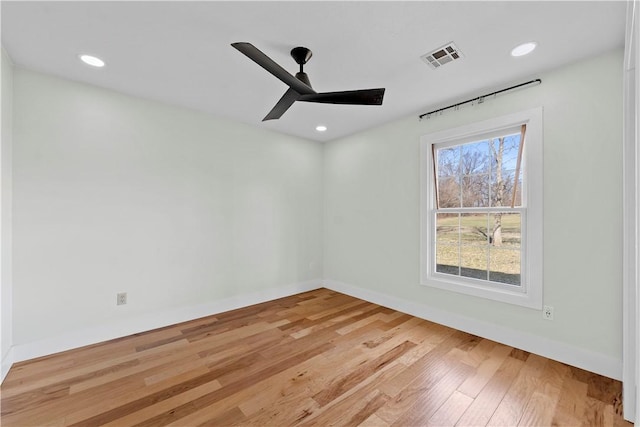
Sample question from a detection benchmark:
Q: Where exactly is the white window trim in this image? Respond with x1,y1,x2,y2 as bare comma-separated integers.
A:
420,107,543,309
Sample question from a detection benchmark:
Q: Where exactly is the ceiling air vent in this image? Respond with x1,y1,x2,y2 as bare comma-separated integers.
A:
421,42,463,69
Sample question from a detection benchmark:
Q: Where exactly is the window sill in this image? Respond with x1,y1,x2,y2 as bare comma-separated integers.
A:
421,274,542,309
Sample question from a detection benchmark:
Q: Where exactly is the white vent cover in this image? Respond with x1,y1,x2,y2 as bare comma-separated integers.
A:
421,42,463,69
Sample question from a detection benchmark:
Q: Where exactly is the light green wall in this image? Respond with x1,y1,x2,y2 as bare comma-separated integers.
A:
12,69,324,345
8,48,625,367
324,49,624,360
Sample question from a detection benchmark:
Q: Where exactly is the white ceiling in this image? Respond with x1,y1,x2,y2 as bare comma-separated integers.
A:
1,1,627,142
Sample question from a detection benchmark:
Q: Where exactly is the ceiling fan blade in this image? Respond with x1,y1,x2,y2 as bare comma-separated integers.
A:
231,42,315,95
263,88,300,121
299,88,385,105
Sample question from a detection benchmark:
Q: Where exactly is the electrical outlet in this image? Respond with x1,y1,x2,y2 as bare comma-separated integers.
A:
543,305,554,320
117,292,127,306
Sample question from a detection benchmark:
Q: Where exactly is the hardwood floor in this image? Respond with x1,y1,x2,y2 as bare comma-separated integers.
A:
0,288,632,426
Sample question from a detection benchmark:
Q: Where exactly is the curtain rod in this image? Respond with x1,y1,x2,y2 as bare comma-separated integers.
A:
418,78,542,120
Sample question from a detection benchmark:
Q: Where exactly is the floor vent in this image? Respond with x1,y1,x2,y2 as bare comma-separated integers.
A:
421,42,463,69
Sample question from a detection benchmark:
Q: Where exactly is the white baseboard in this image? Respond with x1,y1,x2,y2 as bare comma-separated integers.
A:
10,279,323,366
324,279,622,380
1,347,14,384
6,278,622,383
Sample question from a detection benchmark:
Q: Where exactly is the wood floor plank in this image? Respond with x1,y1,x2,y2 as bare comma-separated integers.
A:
237,326,391,418
457,344,513,398
61,367,219,426
389,359,475,426
486,353,548,426
397,322,457,367
243,397,322,426
426,390,474,426
376,330,468,398
517,360,568,426
70,341,194,393
0,289,632,427
2,342,170,399
311,388,389,427
358,413,390,427
455,355,525,426
584,396,615,426
200,406,247,427
161,373,316,426
550,377,589,426
297,363,405,427
336,312,385,335
306,298,372,321
312,340,416,407
124,342,335,427
99,377,223,427
447,336,497,368
375,356,470,424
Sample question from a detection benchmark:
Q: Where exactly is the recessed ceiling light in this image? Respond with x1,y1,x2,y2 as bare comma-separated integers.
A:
79,54,105,67
510,42,537,57
316,125,327,132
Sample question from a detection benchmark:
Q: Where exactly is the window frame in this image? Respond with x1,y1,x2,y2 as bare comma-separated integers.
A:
420,108,543,309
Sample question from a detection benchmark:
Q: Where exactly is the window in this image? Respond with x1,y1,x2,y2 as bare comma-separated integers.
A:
420,108,543,308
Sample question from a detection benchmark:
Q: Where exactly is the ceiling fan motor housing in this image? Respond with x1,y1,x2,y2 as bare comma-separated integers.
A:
291,46,312,65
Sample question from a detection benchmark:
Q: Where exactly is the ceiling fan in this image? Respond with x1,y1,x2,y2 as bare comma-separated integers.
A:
231,42,385,121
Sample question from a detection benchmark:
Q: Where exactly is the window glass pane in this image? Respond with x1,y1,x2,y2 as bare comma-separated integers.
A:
436,146,461,208
461,174,490,207
436,246,459,275
490,134,521,208
460,246,489,280
436,213,459,275
460,140,490,207
512,167,523,207
499,170,518,207
489,248,521,286
437,147,460,176
433,131,525,287
460,213,489,245
490,213,521,248
461,140,490,175
436,213,459,245
438,176,461,208
500,134,521,169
